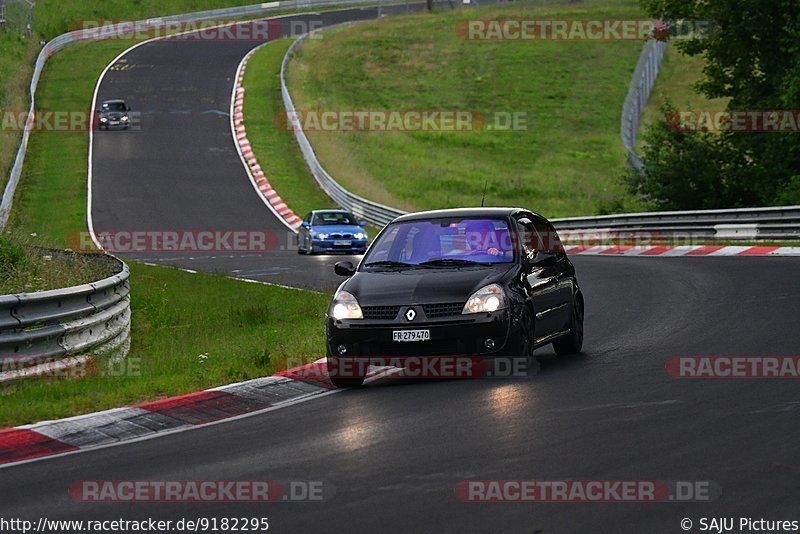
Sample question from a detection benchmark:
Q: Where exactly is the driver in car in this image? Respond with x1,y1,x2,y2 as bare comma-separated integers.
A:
464,220,512,259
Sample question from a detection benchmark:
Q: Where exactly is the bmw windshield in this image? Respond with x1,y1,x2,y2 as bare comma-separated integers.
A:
362,218,515,268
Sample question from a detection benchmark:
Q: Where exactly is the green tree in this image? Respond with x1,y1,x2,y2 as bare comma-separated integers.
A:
629,0,800,209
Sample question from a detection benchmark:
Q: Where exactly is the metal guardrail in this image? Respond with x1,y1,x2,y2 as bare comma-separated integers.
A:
552,206,800,241
551,205,800,230
0,0,406,230
0,254,131,382
621,39,666,170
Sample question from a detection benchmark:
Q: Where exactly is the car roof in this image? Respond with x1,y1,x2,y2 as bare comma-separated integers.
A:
312,209,354,215
392,207,535,223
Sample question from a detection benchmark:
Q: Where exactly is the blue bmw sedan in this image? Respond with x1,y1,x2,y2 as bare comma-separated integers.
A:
297,210,369,255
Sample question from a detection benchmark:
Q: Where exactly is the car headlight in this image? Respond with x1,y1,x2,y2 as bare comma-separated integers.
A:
353,233,367,240
314,233,329,240
330,290,363,320
463,284,507,314
100,117,108,122
121,115,129,121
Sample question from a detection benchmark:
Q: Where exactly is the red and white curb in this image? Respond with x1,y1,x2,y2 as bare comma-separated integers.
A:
231,44,302,232
563,245,800,256
0,358,397,468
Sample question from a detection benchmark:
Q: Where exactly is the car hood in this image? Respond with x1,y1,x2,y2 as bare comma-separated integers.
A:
311,225,364,235
343,264,515,306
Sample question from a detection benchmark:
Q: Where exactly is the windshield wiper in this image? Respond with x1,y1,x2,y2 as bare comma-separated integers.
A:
363,260,415,269
418,258,490,267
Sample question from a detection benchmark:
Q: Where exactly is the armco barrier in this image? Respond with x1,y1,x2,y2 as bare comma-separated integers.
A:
0,0,412,230
620,38,666,169
0,254,130,383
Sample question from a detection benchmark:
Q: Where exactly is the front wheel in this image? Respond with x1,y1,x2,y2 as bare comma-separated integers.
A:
327,357,365,388
511,305,535,363
553,293,584,355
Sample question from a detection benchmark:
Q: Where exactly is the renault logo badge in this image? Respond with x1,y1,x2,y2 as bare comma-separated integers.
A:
405,308,416,321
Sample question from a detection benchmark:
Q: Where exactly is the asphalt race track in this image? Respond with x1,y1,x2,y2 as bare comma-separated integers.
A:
90,7,420,292
9,9,798,534
2,256,799,533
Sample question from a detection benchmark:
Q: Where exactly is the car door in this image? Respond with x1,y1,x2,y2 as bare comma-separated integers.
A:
532,216,573,334
515,215,562,341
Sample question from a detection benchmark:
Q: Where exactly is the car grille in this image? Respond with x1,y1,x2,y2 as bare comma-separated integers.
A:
330,233,353,239
423,302,464,319
362,306,400,320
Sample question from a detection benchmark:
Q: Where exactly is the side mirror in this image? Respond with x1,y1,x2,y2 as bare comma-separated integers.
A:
359,220,367,227
126,105,132,111
334,261,356,277
300,221,310,228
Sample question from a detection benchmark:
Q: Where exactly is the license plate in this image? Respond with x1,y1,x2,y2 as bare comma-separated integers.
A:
110,121,119,125
393,330,430,342
334,240,352,246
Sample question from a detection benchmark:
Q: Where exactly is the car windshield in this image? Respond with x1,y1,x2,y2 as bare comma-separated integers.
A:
363,217,515,267
312,212,359,226
102,102,127,112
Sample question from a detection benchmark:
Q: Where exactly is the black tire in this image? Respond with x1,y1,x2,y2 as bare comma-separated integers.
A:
327,357,365,388
330,376,365,388
512,305,536,369
297,239,306,254
553,293,584,356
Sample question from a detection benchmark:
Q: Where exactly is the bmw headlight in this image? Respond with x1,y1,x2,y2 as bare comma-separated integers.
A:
100,117,108,122
463,284,507,314
330,290,363,320
121,115,129,121
353,233,367,240
314,233,329,240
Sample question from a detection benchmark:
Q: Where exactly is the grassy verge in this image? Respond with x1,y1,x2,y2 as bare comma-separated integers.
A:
287,0,647,218
11,39,139,244
1,35,330,428
0,262,329,428
0,234,112,294
0,33,38,192
242,38,336,219
639,43,728,137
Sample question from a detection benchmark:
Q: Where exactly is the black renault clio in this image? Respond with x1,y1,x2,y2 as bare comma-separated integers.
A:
325,207,584,387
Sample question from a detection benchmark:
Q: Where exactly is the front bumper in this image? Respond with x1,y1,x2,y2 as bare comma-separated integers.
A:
99,119,129,129
312,239,368,253
325,309,512,360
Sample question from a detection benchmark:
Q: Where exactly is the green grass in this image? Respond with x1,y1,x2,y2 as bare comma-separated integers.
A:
286,0,647,219
1,35,331,428
0,33,38,192
640,43,728,138
0,234,112,294
11,39,138,245
0,262,329,428
242,38,336,218
31,0,281,39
